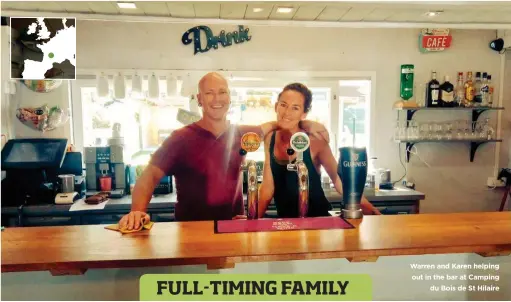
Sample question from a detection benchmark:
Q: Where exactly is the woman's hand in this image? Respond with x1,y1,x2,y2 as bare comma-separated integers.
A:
232,215,247,220
299,120,330,143
361,198,381,215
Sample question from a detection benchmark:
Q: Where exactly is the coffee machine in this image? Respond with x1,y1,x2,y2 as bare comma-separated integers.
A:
84,145,126,198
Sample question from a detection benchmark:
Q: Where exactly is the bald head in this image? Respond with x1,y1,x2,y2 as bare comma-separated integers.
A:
196,72,231,121
198,72,229,94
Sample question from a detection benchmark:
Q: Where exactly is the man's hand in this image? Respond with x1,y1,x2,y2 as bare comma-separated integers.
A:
300,120,330,143
232,215,247,220
119,211,151,230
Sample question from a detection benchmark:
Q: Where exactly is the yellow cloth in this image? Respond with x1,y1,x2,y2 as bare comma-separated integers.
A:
105,217,154,234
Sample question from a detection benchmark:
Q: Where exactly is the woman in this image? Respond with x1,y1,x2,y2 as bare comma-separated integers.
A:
258,83,380,218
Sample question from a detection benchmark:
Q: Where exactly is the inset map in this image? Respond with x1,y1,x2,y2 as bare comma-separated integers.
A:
10,17,76,80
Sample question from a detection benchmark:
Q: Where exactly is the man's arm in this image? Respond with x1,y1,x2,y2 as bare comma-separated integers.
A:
119,131,182,229
131,164,166,212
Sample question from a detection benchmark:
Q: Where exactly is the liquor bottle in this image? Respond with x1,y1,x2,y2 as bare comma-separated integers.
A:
481,72,489,106
454,72,465,107
400,64,414,101
487,75,494,107
474,72,482,105
426,71,440,107
464,71,474,106
439,75,455,107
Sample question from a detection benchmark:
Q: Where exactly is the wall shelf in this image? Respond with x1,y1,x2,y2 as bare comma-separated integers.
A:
396,107,504,131
395,139,502,163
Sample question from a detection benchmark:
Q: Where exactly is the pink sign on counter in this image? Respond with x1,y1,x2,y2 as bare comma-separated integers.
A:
215,216,354,234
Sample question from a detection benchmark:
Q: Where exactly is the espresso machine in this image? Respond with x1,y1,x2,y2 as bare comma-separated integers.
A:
84,145,126,198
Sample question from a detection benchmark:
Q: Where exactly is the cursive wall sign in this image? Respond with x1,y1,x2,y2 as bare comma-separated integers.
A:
182,25,251,55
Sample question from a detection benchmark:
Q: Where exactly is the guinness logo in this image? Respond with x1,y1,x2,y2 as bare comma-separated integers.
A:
353,153,359,162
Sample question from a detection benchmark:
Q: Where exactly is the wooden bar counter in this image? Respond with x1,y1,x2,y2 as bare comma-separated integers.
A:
2,211,511,276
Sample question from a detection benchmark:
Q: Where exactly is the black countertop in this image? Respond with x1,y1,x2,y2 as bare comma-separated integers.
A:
1,187,424,216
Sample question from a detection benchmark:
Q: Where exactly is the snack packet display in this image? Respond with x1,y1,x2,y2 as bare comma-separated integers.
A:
16,104,70,132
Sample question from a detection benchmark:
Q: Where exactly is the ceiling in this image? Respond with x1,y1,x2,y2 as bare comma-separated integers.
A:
2,1,511,25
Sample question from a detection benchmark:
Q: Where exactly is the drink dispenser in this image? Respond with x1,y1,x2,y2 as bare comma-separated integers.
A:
400,64,414,101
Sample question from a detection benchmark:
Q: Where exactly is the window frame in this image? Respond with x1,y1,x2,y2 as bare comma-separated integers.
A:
71,71,376,159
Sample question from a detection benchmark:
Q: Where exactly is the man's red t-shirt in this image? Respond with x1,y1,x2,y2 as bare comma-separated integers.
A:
150,122,263,221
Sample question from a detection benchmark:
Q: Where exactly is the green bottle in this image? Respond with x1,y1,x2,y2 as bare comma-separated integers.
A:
400,64,414,101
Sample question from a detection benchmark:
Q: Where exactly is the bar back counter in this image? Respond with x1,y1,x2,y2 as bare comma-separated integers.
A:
2,211,510,301
1,188,425,227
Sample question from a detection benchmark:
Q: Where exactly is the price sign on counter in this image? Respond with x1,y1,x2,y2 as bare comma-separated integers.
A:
419,29,452,53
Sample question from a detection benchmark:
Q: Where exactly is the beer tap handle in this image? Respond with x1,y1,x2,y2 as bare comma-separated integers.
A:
288,132,311,218
240,132,262,220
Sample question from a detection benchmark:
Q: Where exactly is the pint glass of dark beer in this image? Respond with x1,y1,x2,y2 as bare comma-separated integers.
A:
338,147,368,219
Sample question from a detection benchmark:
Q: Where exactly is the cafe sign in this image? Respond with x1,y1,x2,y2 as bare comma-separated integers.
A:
419,28,452,53
182,25,251,55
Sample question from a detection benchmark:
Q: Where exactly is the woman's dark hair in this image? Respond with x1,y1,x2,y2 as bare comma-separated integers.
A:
278,83,312,113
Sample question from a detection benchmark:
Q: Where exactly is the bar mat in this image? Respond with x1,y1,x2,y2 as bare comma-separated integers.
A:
214,216,355,234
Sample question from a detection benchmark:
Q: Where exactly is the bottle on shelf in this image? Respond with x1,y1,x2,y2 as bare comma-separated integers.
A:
400,64,414,101
464,71,474,107
454,72,465,107
439,75,455,107
473,72,482,106
426,71,440,107
488,75,494,107
481,72,489,107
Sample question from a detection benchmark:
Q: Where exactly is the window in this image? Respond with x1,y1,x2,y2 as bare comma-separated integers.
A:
72,72,374,168
228,86,331,162
338,80,371,150
74,79,189,166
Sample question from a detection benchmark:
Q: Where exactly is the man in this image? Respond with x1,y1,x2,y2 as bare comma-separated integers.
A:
119,72,329,230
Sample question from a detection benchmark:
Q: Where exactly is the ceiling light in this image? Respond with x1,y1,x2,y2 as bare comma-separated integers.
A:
277,7,293,14
425,11,442,17
117,2,137,9
253,8,263,13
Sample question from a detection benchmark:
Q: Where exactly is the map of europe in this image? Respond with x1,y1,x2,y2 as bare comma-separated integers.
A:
10,17,76,80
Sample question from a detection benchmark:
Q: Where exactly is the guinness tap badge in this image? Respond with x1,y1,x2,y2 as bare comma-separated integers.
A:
290,132,310,153
240,132,261,152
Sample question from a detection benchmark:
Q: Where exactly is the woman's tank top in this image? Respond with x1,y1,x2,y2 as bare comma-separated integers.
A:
269,131,332,218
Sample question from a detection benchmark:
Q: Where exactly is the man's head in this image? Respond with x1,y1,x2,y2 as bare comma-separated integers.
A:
197,72,231,122
275,83,312,131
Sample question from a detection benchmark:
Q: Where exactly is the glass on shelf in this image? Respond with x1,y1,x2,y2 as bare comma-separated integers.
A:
419,123,429,140
407,121,419,140
395,121,408,141
445,122,453,140
482,118,495,140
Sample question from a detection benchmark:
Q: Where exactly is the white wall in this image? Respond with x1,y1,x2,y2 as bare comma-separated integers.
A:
4,20,508,213
74,21,507,213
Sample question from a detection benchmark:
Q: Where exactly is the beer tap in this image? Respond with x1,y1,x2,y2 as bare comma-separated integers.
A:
286,132,310,218
239,132,262,220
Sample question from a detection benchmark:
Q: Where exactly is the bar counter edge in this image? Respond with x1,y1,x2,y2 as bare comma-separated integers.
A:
2,211,510,277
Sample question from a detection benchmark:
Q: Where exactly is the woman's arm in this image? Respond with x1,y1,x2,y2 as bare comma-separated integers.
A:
257,133,275,218
317,141,343,195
